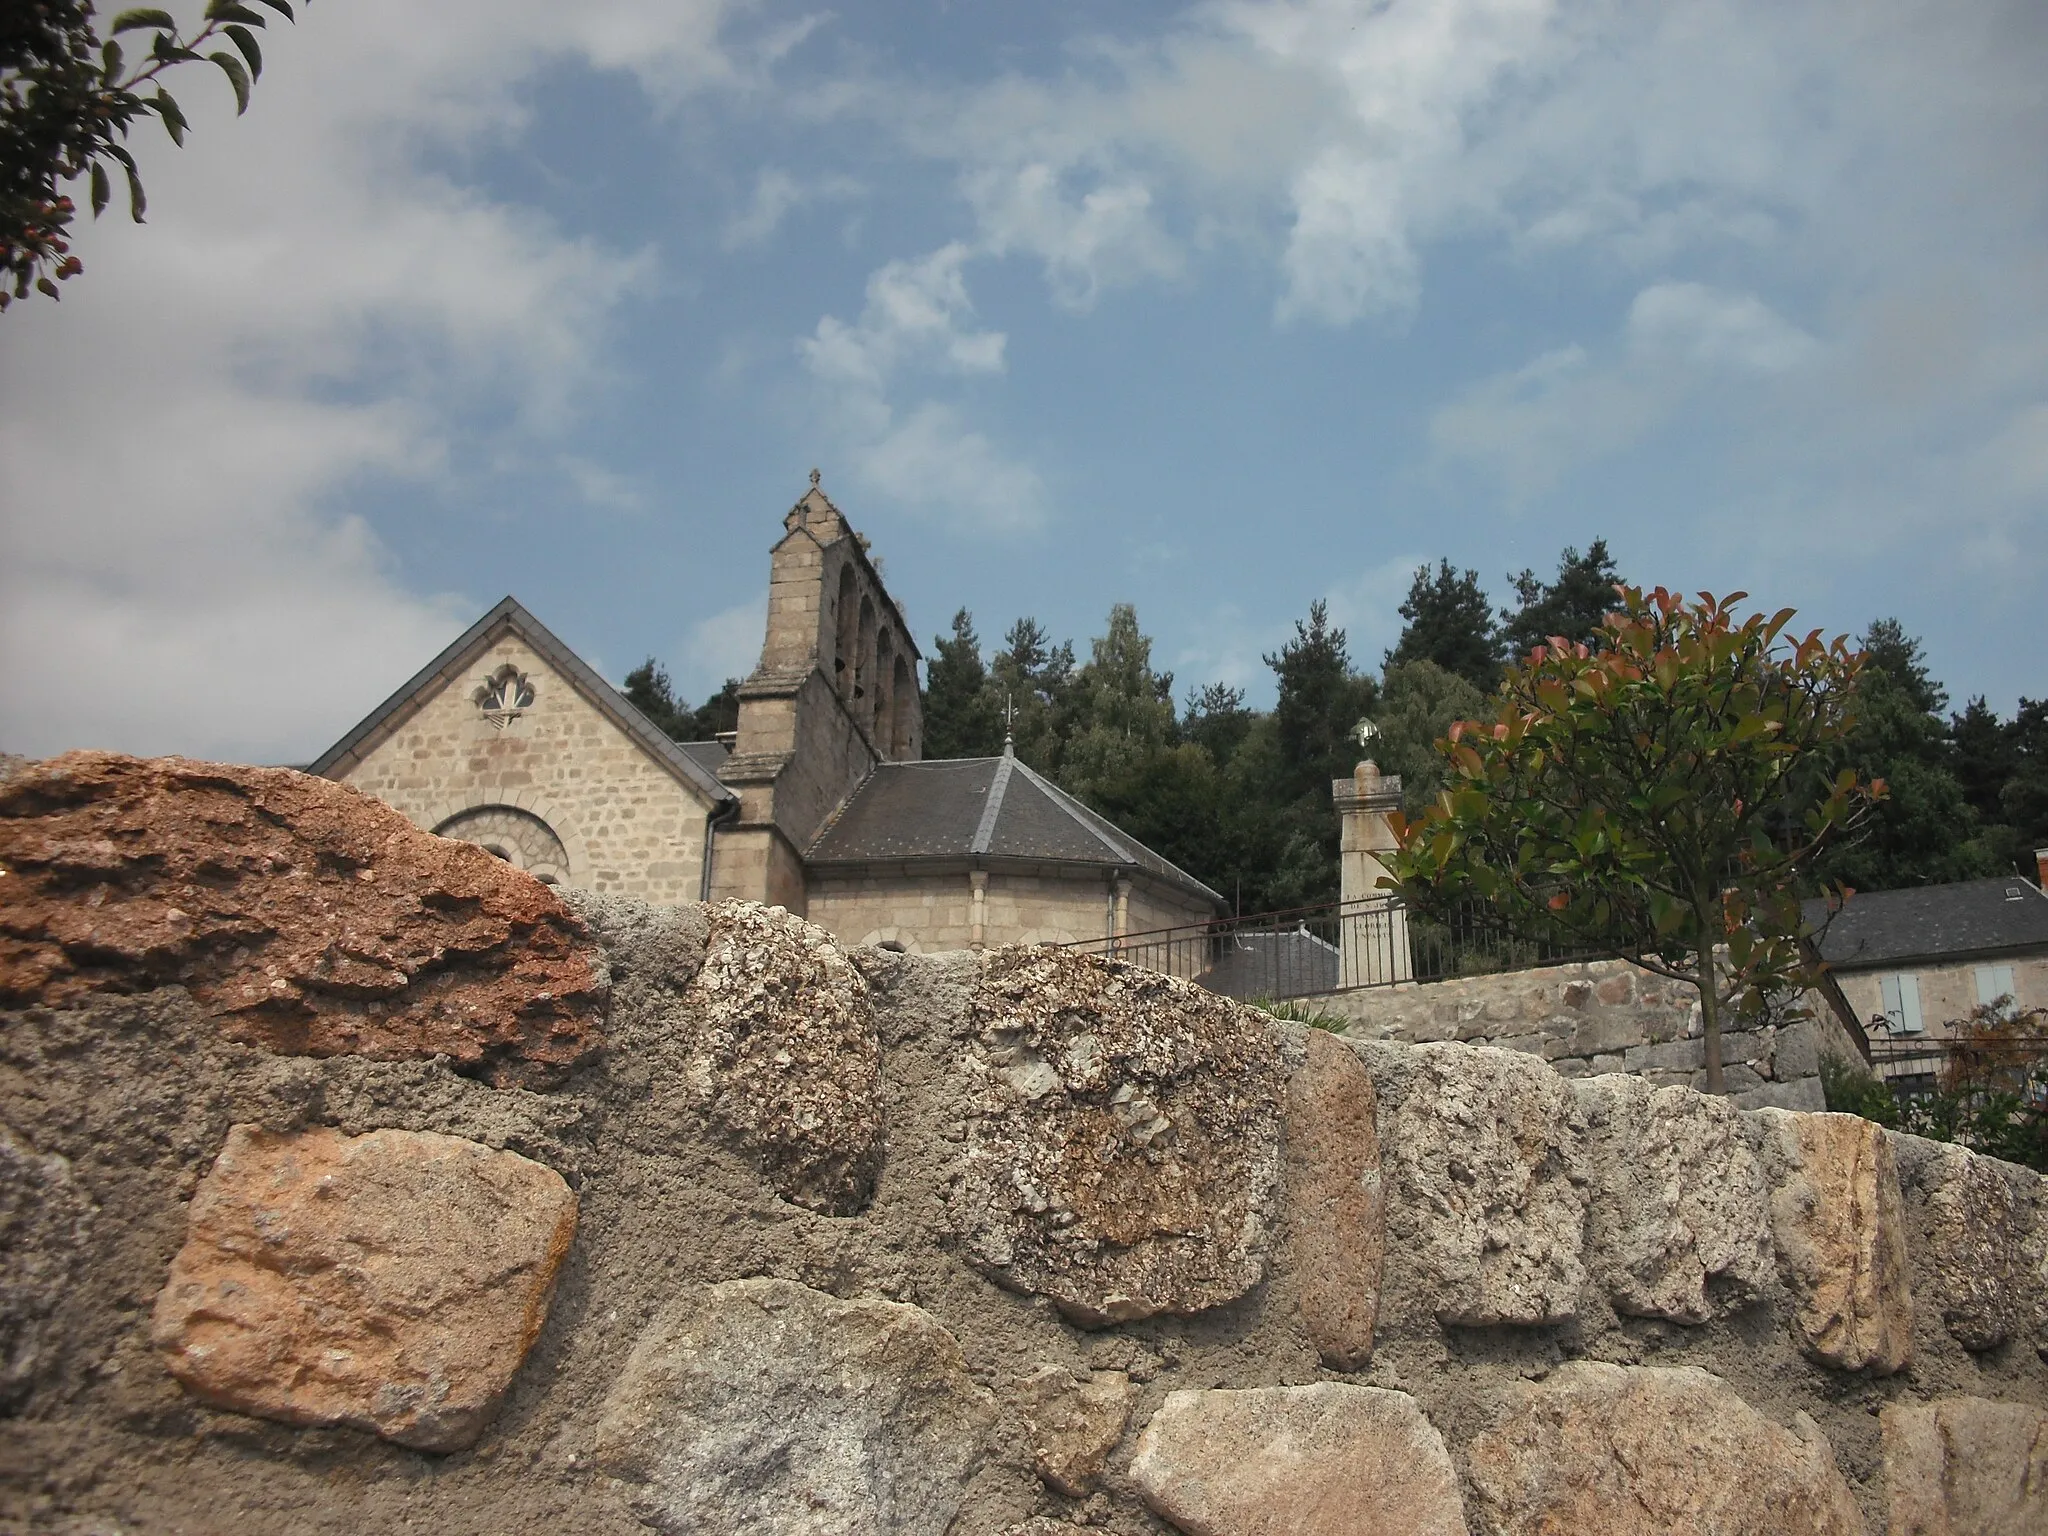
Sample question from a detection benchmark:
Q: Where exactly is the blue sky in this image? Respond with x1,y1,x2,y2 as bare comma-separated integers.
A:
4,0,2045,760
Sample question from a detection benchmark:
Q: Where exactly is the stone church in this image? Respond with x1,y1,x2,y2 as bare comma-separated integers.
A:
312,476,1224,953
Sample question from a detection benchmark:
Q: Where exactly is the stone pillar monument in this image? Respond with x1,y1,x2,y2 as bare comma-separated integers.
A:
1332,760,1412,988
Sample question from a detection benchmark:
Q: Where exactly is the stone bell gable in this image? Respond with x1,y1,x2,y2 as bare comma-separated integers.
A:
310,597,734,906
711,473,924,911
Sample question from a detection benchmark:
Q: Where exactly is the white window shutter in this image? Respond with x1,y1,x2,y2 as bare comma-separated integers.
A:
1899,974,1923,1034
1881,974,1902,1029
1975,965,2016,1009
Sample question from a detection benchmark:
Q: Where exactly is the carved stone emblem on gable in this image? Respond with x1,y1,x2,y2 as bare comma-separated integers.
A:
474,665,535,730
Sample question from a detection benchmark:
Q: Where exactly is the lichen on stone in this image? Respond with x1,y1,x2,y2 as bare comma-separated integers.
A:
946,946,1290,1325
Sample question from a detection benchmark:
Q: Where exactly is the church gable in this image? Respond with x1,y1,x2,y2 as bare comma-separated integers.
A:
313,601,731,905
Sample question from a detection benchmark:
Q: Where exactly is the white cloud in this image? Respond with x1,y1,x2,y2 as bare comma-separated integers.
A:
854,402,1047,533
722,167,863,249
1627,282,1817,374
799,244,1045,530
680,596,768,693
1430,283,1818,500
0,0,744,762
965,166,1181,310
800,244,1007,390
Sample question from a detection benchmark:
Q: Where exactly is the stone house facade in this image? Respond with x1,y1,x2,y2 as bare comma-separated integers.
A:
1807,874,2048,1084
312,475,1224,953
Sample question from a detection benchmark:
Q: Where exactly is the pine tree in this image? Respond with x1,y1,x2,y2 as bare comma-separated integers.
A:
1374,659,1488,813
1814,619,1989,890
1386,560,1501,690
1500,539,1624,661
923,609,1002,758
621,659,738,742
622,659,695,740
986,617,1076,771
689,680,741,739
1060,603,1178,805
1270,601,1379,803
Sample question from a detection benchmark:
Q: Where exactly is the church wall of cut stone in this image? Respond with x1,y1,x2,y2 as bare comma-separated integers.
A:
335,633,717,906
309,475,1221,959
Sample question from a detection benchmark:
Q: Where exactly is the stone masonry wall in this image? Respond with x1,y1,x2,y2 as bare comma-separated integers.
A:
4,757,2046,1536
805,869,1217,957
338,633,716,906
1300,955,1873,1110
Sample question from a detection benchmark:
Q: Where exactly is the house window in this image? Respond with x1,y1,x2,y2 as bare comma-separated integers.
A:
1974,964,2017,1010
1879,973,1924,1035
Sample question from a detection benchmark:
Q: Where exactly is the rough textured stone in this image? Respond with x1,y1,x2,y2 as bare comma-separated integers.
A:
1466,1362,1865,1536
1013,1364,1134,1497
1766,1110,1913,1373
1128,1383,1466,1536
1365,1041,1586,1326
1882,1395,2048,1536
591,1277,997,1536
0,1123,94,1409
151,1124,577,1451
1916,1143,2027,1351
1577,1074,1773,1323
1284,1029,1384,1367
0,752,605,1087
947,948,1289,1325
679,902,883,1215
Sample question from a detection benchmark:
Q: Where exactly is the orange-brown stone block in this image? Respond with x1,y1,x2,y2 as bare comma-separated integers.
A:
151,1124,576,1451
0,752,605,1087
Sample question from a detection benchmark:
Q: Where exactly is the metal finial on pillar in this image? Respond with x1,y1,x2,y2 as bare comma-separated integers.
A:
1002,692,1017,755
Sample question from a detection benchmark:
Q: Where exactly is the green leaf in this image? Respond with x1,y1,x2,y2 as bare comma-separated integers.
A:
111,8,178,33
156,87,187,146
251,0,296,18
90,161,111,218
124,162,147,222
100,39,125,81
225,24,263,78
204,0,269,23
210,52,251,113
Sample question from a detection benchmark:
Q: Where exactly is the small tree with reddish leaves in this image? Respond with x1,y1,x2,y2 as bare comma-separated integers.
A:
1385,586,1884,1092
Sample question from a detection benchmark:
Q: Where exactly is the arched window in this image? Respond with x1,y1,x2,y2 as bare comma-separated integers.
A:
833,564,858,697
433,805,570,885
890,652,915,757
855,594,876,715
874,626,895,739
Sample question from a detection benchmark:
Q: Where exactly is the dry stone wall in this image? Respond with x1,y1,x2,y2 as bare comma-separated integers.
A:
1305,954,1861,1108
3,755,2048,1536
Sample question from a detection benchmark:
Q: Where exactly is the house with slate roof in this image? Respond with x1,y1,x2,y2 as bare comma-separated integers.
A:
311,475,1224,955
1808,873,2048,1065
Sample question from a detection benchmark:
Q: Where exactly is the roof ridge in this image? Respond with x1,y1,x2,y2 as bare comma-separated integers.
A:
306,596,734,807
1005,756,1140,864
1008,757,1225,906
970,753,1016,856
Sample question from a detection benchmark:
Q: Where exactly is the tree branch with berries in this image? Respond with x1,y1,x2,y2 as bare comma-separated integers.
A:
1,0,301,310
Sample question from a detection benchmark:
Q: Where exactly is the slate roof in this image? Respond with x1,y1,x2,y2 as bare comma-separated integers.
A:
308,596,736,808
1806,878,2048,970
807,751,1225,910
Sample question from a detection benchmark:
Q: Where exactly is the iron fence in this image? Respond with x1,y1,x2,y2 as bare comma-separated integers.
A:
1059,895,1594,1001
1868,1034,2048,1106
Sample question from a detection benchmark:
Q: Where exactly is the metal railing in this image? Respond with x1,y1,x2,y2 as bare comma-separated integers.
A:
1059,895,1594,1001
1868,1034,2048,1104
